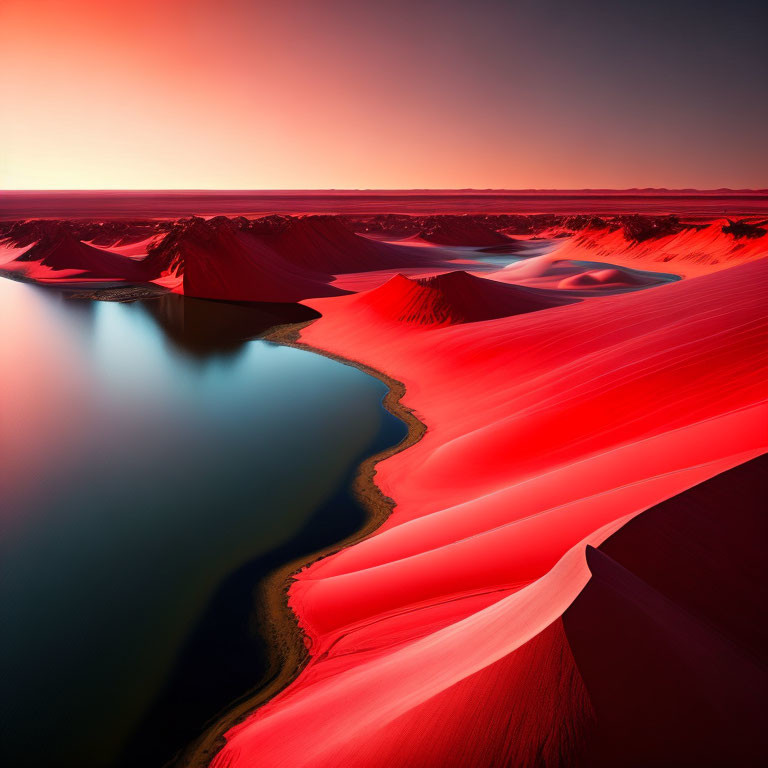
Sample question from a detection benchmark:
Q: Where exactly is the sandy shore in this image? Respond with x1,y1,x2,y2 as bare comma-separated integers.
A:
0,268,169,301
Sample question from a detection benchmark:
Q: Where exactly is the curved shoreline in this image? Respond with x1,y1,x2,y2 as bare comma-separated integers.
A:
180,319,426,768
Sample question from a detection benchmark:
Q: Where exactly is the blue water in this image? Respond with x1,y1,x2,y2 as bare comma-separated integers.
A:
0,277,406,767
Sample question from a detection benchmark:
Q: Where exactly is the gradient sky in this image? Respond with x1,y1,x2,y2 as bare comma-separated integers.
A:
1,0,766,189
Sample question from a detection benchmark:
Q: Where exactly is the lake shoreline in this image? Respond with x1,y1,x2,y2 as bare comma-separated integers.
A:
179,318,426,768
0,275,417,768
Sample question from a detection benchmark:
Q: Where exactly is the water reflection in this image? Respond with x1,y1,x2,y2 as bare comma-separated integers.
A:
0,278,405,768
141,294,320,358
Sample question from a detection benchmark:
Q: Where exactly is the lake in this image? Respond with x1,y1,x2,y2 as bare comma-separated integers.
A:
0,276,406,767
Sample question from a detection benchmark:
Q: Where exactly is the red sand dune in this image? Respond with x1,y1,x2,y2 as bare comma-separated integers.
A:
551,220,768,276
327,267,457,293
1,215,446,299
0,222,151,282
212,253,768,767
87,234,163,259
556,267,648,289
142,217,346,302
77,220,168,248
486,252,663,293
265,215,428,273
336,270,574,327
412,216,513,247
563,456,767,767
5,214,765,299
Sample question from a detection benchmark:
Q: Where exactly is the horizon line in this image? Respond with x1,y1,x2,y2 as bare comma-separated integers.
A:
3,187,768,195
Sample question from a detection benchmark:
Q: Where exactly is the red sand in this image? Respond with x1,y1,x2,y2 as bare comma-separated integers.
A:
0,225,151,282
212,251,768,767
0,216,447,301
549,221,768,277
563,456,767,766
412,218,513,247
266,216,426,273
486,252,663,293
150,216,446,302
556,267,647,289
86,234,162,259
339,271,574,327
141,218,347,302
330,266,458,293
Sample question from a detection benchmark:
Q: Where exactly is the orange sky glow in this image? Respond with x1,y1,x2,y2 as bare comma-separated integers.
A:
1,0,766,190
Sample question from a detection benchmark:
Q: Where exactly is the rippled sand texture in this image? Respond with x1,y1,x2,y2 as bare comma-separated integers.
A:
214,245,767,766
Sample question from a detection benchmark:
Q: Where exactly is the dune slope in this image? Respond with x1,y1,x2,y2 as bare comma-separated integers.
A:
488,252,671,293
564,456,767,767
267,215,427,273
212,254,768,767
0,215,440,296
339,270,574,327
143,218,345,302
1,223,151,281
552,220,768,276
415,216,514,246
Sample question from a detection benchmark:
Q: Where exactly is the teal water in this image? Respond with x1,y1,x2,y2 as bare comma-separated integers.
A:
0,277,406,767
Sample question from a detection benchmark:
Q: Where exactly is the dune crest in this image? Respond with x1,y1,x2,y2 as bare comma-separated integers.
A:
413,216,514,247
346,270,573,327
0,215,443,296
487,253,667,293
1,222,151,281
142,217,345,302
265,215,423,273
552,219,768,276
557,267,648,289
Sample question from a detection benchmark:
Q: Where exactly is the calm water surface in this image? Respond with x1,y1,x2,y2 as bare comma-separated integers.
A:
0,277,406,767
